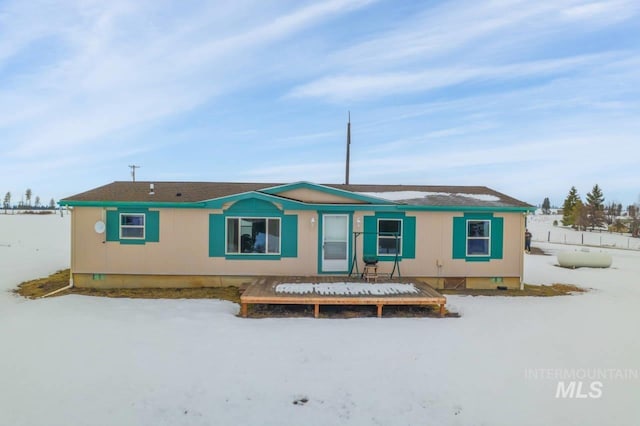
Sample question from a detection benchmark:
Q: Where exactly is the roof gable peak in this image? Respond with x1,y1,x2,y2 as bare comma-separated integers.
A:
260,181,396,205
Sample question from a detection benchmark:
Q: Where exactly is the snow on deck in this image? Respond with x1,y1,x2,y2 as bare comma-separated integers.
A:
275,282,419,296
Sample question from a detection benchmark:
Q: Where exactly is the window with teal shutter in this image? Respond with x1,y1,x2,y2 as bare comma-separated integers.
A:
362,213,415,261
105,209,159,245
453,213,503,261
208,206,298,259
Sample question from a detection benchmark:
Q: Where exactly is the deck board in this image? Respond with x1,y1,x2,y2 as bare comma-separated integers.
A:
240,277,446,318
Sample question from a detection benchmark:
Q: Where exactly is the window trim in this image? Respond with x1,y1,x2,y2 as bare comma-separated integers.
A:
466,219,491,257
119,213,145,240
376,218,402,256
225,216,281,255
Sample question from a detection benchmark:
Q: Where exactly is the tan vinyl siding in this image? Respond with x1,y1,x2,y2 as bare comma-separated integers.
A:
70,207,526,289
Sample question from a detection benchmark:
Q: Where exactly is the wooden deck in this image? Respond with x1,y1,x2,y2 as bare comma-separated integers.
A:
240,277,446,318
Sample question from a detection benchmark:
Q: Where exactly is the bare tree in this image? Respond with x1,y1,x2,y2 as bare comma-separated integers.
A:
605,201,618,225
629,204,640,237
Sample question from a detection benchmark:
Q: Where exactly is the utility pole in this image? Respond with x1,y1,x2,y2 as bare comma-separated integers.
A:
129,165,141,182
345,111,351,185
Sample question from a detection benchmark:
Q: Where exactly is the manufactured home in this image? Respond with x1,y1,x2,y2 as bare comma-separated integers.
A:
60,181,534,290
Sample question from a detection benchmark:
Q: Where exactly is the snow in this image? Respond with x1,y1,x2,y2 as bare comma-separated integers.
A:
1,214,639,425
275,282,418,295
456,193,501,202
358,191,501,202
526,213,640,250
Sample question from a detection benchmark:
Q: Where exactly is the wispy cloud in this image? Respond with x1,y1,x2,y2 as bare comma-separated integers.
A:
287,53,613,102
328,0,639,70
1,0,374,160
1,0,639,205
561,0,640,22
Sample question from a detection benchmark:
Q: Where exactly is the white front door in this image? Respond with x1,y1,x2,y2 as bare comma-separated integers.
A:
322,214,349,272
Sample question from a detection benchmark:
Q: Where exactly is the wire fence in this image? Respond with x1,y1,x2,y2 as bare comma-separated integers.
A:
533,229,640,251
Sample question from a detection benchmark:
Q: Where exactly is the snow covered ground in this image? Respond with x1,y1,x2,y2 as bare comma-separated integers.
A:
527,213,640,250
1,214,639,426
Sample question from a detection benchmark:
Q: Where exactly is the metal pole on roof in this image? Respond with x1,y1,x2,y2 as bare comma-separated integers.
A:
345,111,351,185
129,165,141,182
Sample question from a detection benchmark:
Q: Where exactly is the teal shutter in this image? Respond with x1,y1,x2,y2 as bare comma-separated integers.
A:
209,214,225,257
363,216,377,257
106,210,119,242
281,215,298,257
402,216,416,259
491,217,504,259
452,216,466,259
145,210,160,242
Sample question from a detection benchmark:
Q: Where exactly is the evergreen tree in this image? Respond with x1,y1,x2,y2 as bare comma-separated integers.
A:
585,184,605,230
574,199,588,231
34,196,41,208
25,188,32,207
49,198,56,209
561,186,579,226
542,197,551,215
3,192,10,213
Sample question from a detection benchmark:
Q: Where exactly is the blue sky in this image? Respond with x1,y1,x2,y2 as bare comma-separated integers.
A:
1,0,639,207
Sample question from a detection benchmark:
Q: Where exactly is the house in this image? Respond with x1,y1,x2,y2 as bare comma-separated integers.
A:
59,181,534,290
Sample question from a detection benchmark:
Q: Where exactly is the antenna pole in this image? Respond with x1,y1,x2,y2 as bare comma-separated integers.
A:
128,165,141,182
345,111,351,185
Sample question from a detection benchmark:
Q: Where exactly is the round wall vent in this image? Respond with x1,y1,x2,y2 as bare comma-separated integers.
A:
94,220,106,234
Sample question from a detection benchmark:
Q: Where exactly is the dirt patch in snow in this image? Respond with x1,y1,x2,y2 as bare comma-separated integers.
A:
12,269,71,298
13,269,241,303
440,283,587,297
528,246,549,256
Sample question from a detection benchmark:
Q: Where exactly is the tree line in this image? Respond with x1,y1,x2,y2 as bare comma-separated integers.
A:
3,189,56,212
553,184,639,236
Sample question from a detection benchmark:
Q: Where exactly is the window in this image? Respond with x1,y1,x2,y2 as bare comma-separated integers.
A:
226,217,281,254
377,219,402,255
120,213,145,239
467,220,490,256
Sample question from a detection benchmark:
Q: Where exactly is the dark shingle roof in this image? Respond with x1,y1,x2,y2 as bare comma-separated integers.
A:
61,181,533,208
329,184,531,208
62,181,279,203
